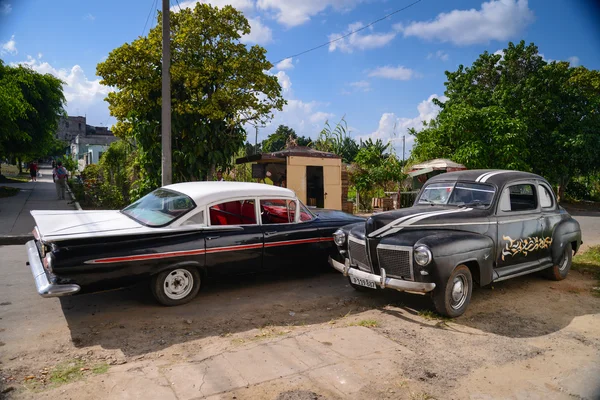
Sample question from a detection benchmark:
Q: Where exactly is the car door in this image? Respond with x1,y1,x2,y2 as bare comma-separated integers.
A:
536,181,560,266
205,198,263,276
494,181,544,279
260,198,324,270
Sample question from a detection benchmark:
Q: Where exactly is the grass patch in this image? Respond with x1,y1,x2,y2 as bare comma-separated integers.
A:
572,246,600,296
91,363,109,375
0,186,20,198
350,319,379,328
253,325,292,341
48,360,86,385
417,310,450,321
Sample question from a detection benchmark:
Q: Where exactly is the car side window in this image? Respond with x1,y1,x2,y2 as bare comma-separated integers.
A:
209,200,256,226
499,183,538,212
260,199,295,224
539,184,554,208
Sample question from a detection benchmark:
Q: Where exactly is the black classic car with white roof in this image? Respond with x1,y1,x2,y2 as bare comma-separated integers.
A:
330,170,582,317
26,182,362,305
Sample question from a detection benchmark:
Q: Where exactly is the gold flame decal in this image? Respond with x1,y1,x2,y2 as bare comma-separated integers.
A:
501,236,552,261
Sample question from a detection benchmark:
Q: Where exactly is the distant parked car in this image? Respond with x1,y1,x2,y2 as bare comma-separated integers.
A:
26,182,363,305
330,170,582,317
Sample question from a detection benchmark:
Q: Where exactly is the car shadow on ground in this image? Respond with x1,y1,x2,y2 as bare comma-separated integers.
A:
59,267,598,357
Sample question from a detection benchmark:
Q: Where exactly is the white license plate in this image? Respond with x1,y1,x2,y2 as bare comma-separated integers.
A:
350,276,377,289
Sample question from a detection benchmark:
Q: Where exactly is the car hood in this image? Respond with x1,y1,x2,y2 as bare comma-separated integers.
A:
363,205,490,238
313,209,365,222
31,210,147,241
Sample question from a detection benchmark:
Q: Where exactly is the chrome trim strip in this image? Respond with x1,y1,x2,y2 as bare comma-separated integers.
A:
376,244,414,281
497,217,539,224
406,221,495,228
493,263,551,282
26,240,80,297
329,257,435,293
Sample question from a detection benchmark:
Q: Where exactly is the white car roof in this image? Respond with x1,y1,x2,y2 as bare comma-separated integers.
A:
163,181,296,205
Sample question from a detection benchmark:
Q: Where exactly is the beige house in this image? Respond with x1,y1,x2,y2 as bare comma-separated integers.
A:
236,147,350,211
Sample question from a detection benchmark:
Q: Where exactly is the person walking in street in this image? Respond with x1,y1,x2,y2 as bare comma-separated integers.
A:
53,161,68,200
29,161,38,182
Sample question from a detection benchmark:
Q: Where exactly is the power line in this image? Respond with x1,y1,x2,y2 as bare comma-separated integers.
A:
175,0,182,12
142,0,159,37
272,0,423,65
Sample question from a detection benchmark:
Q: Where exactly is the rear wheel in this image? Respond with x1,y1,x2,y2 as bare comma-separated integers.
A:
544,242,572,281
151,266,201,306
432,265,472,318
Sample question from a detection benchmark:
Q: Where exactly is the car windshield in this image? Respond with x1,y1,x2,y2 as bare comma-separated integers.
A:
418,182,496,208
122,189,195,227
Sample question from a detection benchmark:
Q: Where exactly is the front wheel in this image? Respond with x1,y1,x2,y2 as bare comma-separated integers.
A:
432,265,472,318
544,242,572,281
151,266,201,306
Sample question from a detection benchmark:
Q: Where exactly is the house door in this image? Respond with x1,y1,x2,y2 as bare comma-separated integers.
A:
306,166,324,208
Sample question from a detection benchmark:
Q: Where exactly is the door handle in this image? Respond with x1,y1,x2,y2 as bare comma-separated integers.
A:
265,231,277,236
206,236,220,240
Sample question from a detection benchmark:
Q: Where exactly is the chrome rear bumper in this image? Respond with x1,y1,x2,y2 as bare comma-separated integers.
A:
26,240,80,297
329,256,436,293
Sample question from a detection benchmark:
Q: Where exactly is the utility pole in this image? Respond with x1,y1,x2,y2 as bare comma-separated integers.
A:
161,0,172,186
402,135,405,164
255,125,259,155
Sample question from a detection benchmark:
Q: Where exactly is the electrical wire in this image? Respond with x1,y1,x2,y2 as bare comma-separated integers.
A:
142,0,158,37
272,0,423,65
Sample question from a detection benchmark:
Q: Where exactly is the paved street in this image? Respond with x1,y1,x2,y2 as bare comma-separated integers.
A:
0,165,77,243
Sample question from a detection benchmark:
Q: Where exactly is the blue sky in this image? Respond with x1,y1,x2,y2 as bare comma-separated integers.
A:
1,0,599,155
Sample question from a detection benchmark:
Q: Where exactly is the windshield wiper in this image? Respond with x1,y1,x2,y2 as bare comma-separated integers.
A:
418,199,436,206
459,201,488,208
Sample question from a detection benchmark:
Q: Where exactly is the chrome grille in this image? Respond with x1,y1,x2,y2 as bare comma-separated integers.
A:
377,245,413,281
348,237,371,272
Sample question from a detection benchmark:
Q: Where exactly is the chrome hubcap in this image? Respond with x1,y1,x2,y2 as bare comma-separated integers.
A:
558,252,569,271
450,275,468,310
164,269,194,300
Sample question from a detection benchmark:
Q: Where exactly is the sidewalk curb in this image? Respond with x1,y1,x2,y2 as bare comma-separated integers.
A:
66,182,82,211
0,234,33,246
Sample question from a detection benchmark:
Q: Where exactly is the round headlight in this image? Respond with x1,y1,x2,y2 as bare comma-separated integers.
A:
333,229,346,247
414,246,432,266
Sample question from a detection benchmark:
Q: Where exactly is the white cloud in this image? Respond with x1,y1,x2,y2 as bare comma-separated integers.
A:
1,35,17,55
368,65,419,80
349,80,371,92
0,1,11,15
258,70,333,138
358,94,447,155
427,50,449,61
396,0,534,46
568,56,580,67
241,17,273,45
328,22,396,53
16,57,113,126
176,0,254,12
257,0,361,27
84,13,96,21
275,58,294,71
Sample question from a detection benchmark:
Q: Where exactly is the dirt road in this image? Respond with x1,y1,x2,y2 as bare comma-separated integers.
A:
1,243,599,400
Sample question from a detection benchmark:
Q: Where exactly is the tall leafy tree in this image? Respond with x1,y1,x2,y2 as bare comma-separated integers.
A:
0,60,65,167
314,117,359,163
411,41,600,199
97,4,285,197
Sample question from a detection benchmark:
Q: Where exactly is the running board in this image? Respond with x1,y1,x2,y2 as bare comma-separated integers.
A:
493,263,552,282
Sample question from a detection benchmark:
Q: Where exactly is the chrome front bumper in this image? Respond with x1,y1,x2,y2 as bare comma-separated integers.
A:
329,256,436,294
26,240,80,297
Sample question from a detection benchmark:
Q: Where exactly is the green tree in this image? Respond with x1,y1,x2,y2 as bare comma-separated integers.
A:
261,125,310,152
349,139,405,210
96,4,285,198
411,41,600,200
0,60,66,168
314,117,359,163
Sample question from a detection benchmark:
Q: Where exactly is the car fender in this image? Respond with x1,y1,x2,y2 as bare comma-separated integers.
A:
150,260,206,277
551,218,582,264
414,231,495,287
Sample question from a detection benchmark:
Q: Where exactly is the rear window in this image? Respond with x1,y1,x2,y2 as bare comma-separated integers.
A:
122,189,195,227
